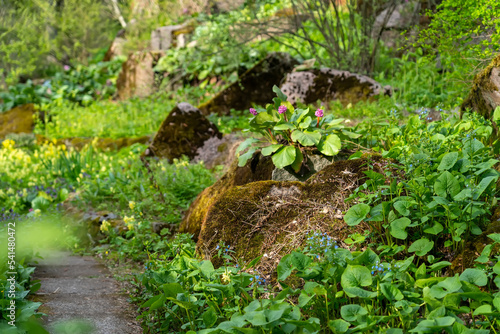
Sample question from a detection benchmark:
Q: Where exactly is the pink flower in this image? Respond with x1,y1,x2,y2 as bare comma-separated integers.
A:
315,109,324,117
278,105,287,114
47,88,52,94
249,108,258,116
64,65,70,71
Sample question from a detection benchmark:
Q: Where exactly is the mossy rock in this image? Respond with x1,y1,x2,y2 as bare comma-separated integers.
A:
179,151,274,238
196,155,394,275
0,104,36,139
280,69,391,106
461,53,500,137
197,52,298,115
144,102,221,161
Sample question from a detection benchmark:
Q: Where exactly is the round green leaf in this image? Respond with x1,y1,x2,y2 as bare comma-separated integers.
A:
438,152,459,171
272,146,296,169
341,265,372,289
328,319,350,333
434,171,460,198
344,203,370,226
408,238,434,257
390,218,411,240
291,130,321,146
318,134,341,156
459,268,488,287
261,144,283,156
340,304,368,322
393,201,413,216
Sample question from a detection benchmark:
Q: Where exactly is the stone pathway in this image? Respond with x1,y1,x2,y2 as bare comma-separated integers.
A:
32,250,142,334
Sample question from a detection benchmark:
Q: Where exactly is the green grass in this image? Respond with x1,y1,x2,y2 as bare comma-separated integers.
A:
35,96,176,139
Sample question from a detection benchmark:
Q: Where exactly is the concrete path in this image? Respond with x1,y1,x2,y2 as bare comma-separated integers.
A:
32,250,142,334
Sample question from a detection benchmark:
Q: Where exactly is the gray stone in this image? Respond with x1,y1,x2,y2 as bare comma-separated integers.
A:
280,68,391,106
143,102,222,161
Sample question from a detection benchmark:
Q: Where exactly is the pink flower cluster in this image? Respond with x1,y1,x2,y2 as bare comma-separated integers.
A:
278,105,287,114
249,108,258,116
315,109,324,117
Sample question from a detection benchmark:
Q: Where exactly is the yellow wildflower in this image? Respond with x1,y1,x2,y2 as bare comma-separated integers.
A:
100,220,111,232
123,216,135,224
129,201,136,210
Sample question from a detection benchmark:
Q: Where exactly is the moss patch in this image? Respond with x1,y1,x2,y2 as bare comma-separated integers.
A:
196,155,395,276
0,103,36,139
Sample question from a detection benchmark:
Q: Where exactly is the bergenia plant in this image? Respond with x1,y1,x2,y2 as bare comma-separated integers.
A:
237,86,352,172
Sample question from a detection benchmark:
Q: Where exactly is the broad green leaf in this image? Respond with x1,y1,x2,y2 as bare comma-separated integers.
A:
238,147,257,167
380,283,404,301
344,203,370,226
273,85,287,102
459,268,488,287
343,287,377,299
473,175,497,200
341,265,372,289
318,134,341,156
424,222,444,235
272,146,296,169
340,304,368,322
434,171,460,198
277,254,293,281
463,139,484,157
328,319,350,333
493,106,500,122
393,201,413,216
200,261,215,279
453,189,472,201
261,144,283,156
290,251,310,271
488,233,500,243
202,307,218,328
255,111,275,125
273,123,295,131
438,152,459,171
291,129,321,146
291,148,303,173
408,238,434,257
299,116,312,128
474,305,493,315
390,218,411,240
162,283,184,298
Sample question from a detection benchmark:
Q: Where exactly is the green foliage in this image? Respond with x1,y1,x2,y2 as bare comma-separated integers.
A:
346,111,499,252
416,0,500,81
237,86,347,171
0,0,119,84
0,58,124,112
35,95,174,139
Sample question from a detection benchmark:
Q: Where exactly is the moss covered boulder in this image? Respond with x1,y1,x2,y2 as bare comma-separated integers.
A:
0,104,36,139
197,52,298,115
179,151,274,238
144,102,221,161
116,51,163,100
280,69,391,106
196,155,393,274
462,53,500,135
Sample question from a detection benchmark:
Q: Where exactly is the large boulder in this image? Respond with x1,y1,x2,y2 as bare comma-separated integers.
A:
103,30,127,61
116,51,163,100
280,69,391,106
0,104,36,139
143,102,221,161
462,54,500,135
197,52,298,115
191,133,243,170
179,151,274,238
196,155,394,273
